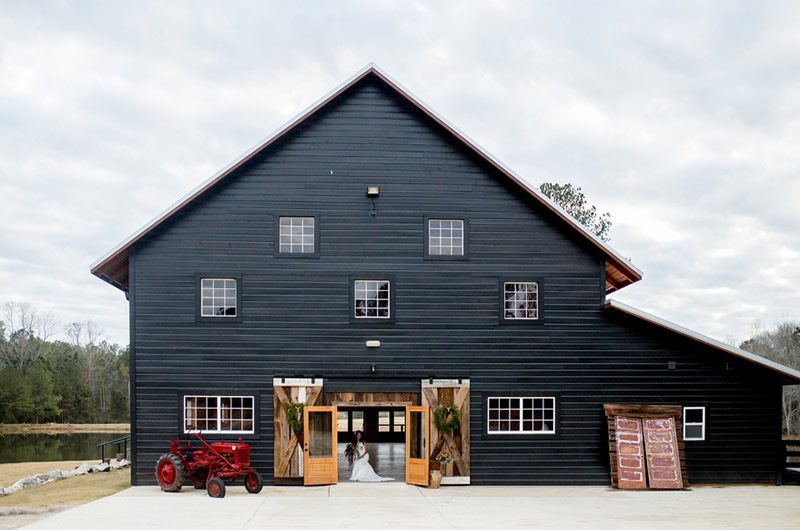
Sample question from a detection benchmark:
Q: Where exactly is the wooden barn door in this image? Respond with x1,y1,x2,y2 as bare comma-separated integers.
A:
303,406,338,486
422,379,470,484
273,378,323,483
405,405,430,486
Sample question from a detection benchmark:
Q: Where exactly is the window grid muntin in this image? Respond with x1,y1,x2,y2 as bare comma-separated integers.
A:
504,282,539,320
429,219,464,256
683,406,706,441
279,216,315,254
184,395,254,434
200,278,238,317
487,396,555,434
354,280,391,319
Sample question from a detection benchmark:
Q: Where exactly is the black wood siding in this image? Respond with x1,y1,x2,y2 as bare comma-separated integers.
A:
129,74,783,486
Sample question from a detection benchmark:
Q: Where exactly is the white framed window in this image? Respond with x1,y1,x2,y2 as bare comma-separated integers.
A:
428,219,464,256
487,396,555,434
184,395,254,434
683,406,706,441
279,216,315,254
354,280,390,319
200,278,238,317
503,282,539,320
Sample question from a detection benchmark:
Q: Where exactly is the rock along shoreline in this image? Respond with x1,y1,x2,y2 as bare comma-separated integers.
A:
0,459,130,497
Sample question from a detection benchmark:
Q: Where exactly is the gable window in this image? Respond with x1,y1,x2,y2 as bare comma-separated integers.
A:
354,280,390,319
683,406,706,441
488,397,555,434
200,278,238,317
184,395,254,434
279,216,316,254
428,218,465,257
503,282,539,320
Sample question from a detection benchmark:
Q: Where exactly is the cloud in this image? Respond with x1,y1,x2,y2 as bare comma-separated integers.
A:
0,1,798,345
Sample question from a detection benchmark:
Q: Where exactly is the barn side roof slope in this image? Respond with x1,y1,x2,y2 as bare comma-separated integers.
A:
605,299,800,383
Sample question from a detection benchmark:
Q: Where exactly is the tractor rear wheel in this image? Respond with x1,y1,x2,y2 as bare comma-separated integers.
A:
207,477,226,498
244,471,263,494
155,453,185,492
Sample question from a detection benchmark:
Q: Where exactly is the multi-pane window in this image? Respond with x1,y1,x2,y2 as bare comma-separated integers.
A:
337,411,349,433
503,282,539,320
393,410,405,433
379,411,391,432
200,278,237,317
351,411,364,432
428,219,464,256
279,216,315,254
184,395,254,433
487,397,555,434
354,280,390,319
683,406,706,441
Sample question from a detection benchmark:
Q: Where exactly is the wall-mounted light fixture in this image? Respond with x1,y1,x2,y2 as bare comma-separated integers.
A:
367,186,380,197
370,363,376,374
366,340,381,348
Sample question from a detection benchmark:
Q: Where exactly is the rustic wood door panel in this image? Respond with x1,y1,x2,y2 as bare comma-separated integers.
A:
614,416,647,490
421,379,470,483
643,417,683,489
273,379,323,481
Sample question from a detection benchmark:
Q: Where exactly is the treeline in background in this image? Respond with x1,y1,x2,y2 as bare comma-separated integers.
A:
0,302,129,424
0,300,797,433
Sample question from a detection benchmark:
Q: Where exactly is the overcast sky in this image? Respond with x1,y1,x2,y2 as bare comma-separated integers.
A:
1,1,798,345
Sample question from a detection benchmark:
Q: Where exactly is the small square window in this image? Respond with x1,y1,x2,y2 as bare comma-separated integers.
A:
200,278,237,317
354,280,391,319
279,216,315,254
428,219,465,256
503,282,539,320
683,406,706,441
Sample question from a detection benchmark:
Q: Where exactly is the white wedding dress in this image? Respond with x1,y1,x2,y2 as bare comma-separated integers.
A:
349,442,394,482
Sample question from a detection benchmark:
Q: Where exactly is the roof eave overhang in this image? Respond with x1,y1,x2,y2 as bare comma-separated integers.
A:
91,63,643,292
605,299,800,384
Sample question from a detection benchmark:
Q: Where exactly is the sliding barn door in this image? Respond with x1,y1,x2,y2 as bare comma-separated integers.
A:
405,405,430,486
273,378,323,482
422,379,470,484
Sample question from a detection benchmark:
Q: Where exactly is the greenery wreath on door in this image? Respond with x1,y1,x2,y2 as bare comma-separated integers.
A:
433,404,461,433
286,402,305,440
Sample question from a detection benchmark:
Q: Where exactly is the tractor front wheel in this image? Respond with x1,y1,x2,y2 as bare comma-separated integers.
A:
244,471,263,494
155,453,185,492
207,477,226,498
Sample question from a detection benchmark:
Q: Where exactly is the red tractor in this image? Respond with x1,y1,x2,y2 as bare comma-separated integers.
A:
155,433,263,498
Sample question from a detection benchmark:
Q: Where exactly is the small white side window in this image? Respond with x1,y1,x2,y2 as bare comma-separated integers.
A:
683,406,705,441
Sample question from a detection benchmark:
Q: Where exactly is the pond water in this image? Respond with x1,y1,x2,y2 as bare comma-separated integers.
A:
0,433,129,463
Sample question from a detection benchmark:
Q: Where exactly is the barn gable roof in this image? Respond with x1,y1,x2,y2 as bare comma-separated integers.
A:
91,63,642,291
605,299,800,383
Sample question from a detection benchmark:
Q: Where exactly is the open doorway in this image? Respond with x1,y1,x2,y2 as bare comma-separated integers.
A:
328,391,419,483
336,407,406,482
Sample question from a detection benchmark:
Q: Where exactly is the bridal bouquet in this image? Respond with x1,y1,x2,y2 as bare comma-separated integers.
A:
344,443,358,465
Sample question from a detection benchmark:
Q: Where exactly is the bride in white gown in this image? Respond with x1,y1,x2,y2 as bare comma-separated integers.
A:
349,431,394,482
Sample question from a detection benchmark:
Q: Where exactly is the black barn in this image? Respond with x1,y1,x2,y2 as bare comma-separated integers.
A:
92,64,800,488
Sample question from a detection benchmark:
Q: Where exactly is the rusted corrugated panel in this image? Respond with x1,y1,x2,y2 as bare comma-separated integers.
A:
615,416,647,489
643,417,683,489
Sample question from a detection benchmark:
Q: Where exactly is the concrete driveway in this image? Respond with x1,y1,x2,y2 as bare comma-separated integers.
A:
20,483,800,529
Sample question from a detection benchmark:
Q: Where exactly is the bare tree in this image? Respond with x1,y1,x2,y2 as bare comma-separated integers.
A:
65,322,84,346
0,302,58,367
